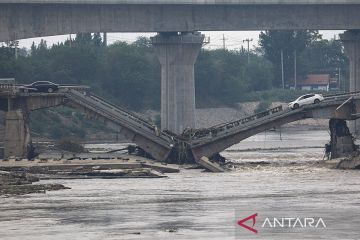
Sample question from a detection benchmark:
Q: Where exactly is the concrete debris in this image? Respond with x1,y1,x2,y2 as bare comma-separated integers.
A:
0,156,180,180
196,156,226,173
141,162,179,173
0,170,38,185
1,183,70,196
0,170,69,196
68,169,167,178
336,155,360,169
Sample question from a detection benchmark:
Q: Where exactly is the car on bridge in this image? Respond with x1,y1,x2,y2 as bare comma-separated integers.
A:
23,81,59,93
288,93,324,109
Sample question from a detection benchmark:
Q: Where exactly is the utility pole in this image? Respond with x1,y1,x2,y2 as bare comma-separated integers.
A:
14,40,18,60
243,38,253,63
281,49,285,89
103,32,107,47
222,34,226,50
69,34,72,47
294,50,297,89
338,67,342,91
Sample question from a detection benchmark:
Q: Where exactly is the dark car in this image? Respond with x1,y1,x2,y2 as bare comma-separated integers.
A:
24,81,59,93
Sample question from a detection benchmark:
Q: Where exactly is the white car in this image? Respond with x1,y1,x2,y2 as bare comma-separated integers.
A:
288,93,324,109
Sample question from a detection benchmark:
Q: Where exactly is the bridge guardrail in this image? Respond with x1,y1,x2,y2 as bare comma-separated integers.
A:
0,78,16,95
87,92,175,141
183,105,284,140
65,89,175,144
324,90,360,101
88,92,153,127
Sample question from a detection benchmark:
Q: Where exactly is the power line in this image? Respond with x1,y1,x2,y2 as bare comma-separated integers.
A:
243,38,253,63
281,49,285,89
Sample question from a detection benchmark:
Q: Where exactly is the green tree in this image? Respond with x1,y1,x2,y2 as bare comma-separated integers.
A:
195,49,274,106
101,41,159,110
92,33,103,47
299,39,348,74
259,30,321,87
0,45,16,78
74,33,92,45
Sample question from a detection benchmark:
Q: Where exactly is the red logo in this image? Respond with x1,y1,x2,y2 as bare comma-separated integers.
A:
237,213,258,234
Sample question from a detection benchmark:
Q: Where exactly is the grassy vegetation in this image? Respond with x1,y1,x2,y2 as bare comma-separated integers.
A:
30,107,110,140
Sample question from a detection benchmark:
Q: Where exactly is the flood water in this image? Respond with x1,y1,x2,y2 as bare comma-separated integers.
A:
1,130,360,240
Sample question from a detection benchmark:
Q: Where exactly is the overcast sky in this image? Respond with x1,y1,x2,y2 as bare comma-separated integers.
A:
17,30,344,50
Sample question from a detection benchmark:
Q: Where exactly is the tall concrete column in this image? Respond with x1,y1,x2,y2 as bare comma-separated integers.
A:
341,30,360,134
4,110,32,159
151,32,204,134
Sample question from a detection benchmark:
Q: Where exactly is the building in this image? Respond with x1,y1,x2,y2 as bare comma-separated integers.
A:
298,74,330,91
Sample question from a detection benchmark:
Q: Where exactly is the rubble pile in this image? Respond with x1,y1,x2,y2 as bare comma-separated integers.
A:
0,170,69,196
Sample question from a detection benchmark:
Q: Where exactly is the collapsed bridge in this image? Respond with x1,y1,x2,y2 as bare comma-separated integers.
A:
187,93,360,162
1,81,360,163
0,83,175,161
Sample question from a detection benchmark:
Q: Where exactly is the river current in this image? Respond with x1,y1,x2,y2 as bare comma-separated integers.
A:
1,130,360,240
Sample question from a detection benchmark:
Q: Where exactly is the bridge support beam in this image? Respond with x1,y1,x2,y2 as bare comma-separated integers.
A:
328,119,357,159
341,30,360,134
152,32,204,134
4,110,32,159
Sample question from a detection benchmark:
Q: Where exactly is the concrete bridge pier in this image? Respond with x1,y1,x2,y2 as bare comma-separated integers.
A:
328,119,357,159
4,109,32,159
341,30,360,135
151,32,204,134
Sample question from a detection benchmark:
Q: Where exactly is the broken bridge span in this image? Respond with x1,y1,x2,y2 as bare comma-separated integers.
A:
1,83,360,164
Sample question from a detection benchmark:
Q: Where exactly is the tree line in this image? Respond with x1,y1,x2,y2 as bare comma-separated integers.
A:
0,31,349,111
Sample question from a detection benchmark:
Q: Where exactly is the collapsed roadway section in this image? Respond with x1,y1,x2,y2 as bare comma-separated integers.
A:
2,83,360,166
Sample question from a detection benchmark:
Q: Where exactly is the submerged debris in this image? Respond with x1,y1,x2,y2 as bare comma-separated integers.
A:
336,153,360,169
0,170,69,196
197,156,226,173
0,156,179,180
1,183,70,196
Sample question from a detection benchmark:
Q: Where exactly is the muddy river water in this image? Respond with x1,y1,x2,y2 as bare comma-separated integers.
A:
1,130,360,240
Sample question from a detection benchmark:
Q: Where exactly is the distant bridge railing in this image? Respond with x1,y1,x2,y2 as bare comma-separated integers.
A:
0,78,15,95
324,90,360,101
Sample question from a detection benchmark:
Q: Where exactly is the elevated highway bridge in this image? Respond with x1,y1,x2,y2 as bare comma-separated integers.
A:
1,0,360,136
1,0,360,139
1,84,360,164
1,0,360,41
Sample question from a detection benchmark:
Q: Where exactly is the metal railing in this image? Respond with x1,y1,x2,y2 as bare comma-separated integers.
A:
0,78,15,94
65,89,175,145
183,105,284,140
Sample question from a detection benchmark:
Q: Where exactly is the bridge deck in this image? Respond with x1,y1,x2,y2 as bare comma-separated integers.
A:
3,86,360,163
1,1,359,41
15,89,175,161
0,0,358,4
189,93,360,160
